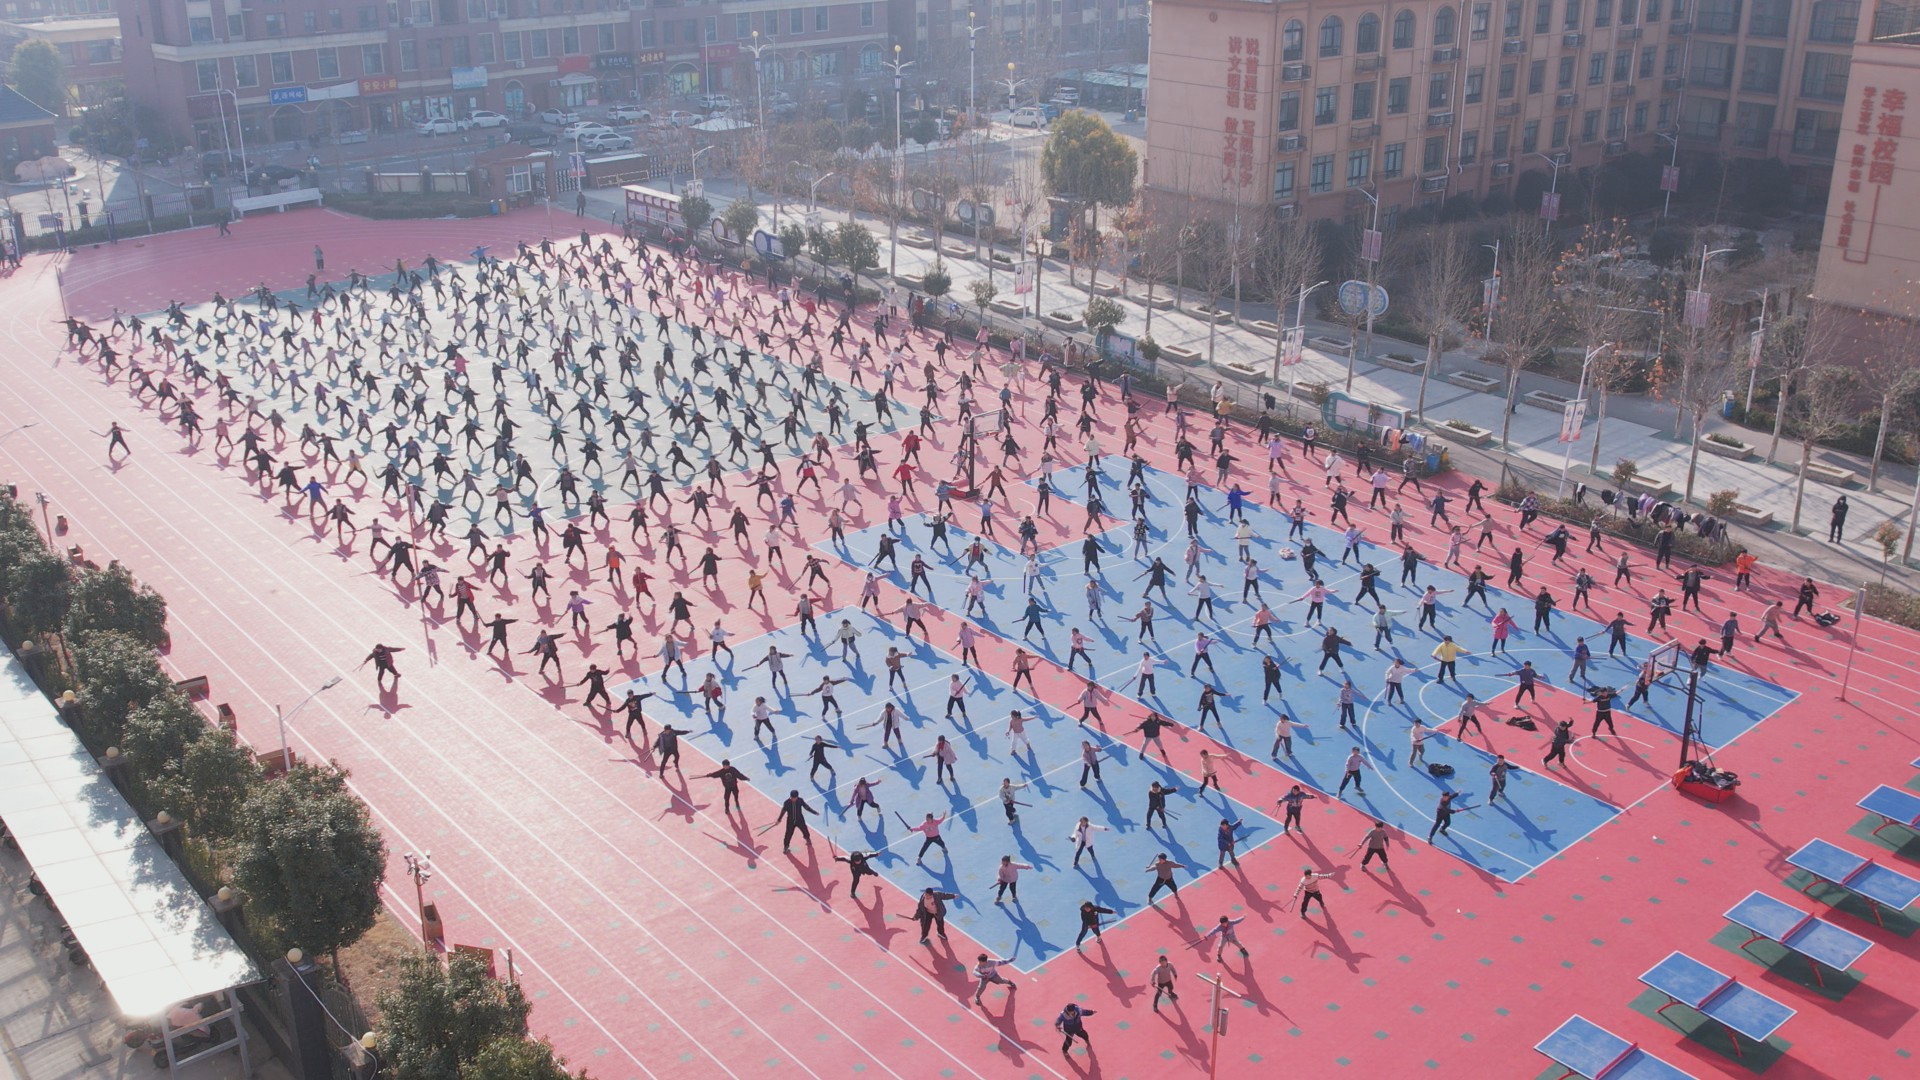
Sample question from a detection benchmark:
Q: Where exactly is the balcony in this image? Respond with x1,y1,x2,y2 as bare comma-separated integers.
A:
1427,110,1455,127
1421,174,1449,192
1618,26,1641,41
1611,83,1635,98
1663,74,1684,91
1356,55,1384,72
1503,38,1527,54
1556,90,1577,107
1432,46,1458,63
1563,31,1584,47
1670,20,1691,34
1349,123,1380,142
1282,63,1310,82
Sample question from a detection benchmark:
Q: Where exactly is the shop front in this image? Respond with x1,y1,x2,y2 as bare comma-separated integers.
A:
594,53,633,102
555,55,594,108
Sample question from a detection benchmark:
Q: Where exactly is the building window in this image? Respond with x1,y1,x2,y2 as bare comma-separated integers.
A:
1393,9,1416,48
1353,81,1376,119
1458,131,1478,163
1633,101,1648,130
789,8,803,33
1730,101,1772,146
1697,44,1744,89
1315,85,1339,124
1466,67,1484,101
1648,0,1663,18
1383,141,1405,177
1310,153,1334,192
862,3,875,26
557,25,575,52
427,39,444,68
529,29,549,58
400,39,418,71
1387,76,1410,113
301,12,318,33
1589,52,1606,84
1563,0,1582,29
1595,0,1612,24
1523,118,1540,150
1429,71,1451,107
234,55,259,87
1665,43,1682,74
1622,0,1639,21
264,12,285,35
1639,46,1656,76
1747,0,1788,34
317,47,339,78
1493,125,1510,156
265,51,289,83
1506,0,1525,34
358,5,379,30
227,12,245,38
1581,109,1598,140
1809,0,1859,42
1740,45,1783,92
195,59,219,91
1800,52,1850,99
1472,2,1493,37
1275,160,1297,198
362,43,385,73
1558,56,1575,88
1695,0,1739,34
1613,49,1631,79
1277,91,1301,129
1536,0,1552,31
503,31,522,59
812,50,839,77
1529,58,1546,92
189,15,214,43
735,13,751,37
859,44,880,74
704,17,717,42
1423,135,1445,169
1284,19,1305,61
1434,6,1457,43
1607,104,1625,134
1347,148,1372,185
1551,114,1569,145
815,7,829,31
1320,15,1344,56
1499,63,1517,96
1792,108,1839,155
1678,95,1726,138
1358,12,1381,51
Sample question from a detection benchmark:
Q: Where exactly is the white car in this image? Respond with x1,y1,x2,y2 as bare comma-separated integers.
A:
1009,106,1047,128
414,117,469,135
605,105,652,122
698,93,734,111
579,131,635,152
562,121,614,139
467,110,510,128
663,110,699,127
537,108,580,125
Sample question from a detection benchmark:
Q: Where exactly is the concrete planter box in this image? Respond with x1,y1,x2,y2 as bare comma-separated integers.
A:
1806,461,1858,487
1623,474,1673,498
1162,344,1205,365
1523,389,1573,412
1246,319,1284,338
1698,435,1754,460
1447,370,1502,392
1310,335,1352,354
1376,353,1426,374
1289,382,1329,403
988,249,1017,266
1142,293,1177,310
1222,360,1266,382
1731,503,1774,527
990,299,1028,318
1192,304,1234,324
1434,421,1493,447
941,242,974,260
901,230,937,249
1040,311,1085,332
1090,281,1122,297
895,273,925,289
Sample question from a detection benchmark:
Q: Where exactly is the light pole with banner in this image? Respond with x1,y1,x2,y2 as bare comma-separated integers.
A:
1194,972,1246,1080
1556,341,1612,497
1274,279,1328,394
1533,150,1565,235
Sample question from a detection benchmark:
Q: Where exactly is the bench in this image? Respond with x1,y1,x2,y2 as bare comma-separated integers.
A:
1723,890,1871,987
233,187,324,216
1860,784,1920,841
1787,838,1920,926
173,675,211,699
1639,951,1794,1058
1535,1015,1697,1080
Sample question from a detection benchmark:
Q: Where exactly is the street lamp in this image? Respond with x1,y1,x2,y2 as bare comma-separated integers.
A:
402,852,433,950
1557,341,1613,497
275,675,343,769
1273,278,1329,390
883,44,914,278
1481,239,1501,351
745,32,776,176
690,144,715,199
1348,185,1383,390
1744,287,1769,414
998,62,1025,116
32,491,52,546
1532,150,1564,236
1657,131,1680,219
965,11,982,127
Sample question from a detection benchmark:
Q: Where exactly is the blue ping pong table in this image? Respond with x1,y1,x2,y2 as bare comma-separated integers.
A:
1535,1015,1698,1080
1859,784,1920,841
1639,951,1795,1058
1787,837,1920,927
1724,890,1873,987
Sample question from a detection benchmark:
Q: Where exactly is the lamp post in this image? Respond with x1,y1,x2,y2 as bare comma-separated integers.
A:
803,165,835,214
1481,239,1501,352
1274,278,1329,392
1194,972,1247,1080
998,62,1024,116
1594,304,1665,472
275,675,343,769
1348,185,1382,390
1657,131,1680,219
32,491,52,545
1743,287,1768,414
1557,341,1612,497
691,144,714,189
402,852,433,950
745,32,775,178
883,44,914,278
966,11,982,127
1532,150,1564,236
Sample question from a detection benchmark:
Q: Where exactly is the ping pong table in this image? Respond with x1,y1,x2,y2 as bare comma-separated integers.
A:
1724,890,1873,987
1787,837,1920,927
1639,951,1794,1058
1535,1015,1698,1080
1859,784,1920,841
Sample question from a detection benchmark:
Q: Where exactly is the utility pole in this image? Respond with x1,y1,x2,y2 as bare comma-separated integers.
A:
883,44,914,279
1532,151,1564,236
1194,972,1246,1080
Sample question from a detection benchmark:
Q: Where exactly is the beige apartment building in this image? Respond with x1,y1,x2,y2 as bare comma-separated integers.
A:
1144,0,1865,227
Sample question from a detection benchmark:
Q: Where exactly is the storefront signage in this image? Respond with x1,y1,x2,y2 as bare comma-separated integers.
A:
360,76,399,94
451,66,488,90
636,50,666,64
557,55,592,74
595,53,633,69
269,86,309,105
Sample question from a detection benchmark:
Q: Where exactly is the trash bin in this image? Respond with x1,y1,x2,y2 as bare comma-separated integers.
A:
1426,451,1441,474
490,199,501,215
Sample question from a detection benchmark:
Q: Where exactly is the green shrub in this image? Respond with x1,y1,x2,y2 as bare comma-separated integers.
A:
1495,480,1742,565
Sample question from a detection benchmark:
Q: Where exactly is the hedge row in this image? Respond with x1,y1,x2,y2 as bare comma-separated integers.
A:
1494,479,1744,566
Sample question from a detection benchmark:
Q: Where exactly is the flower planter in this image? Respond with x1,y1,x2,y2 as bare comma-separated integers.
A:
1806,461,1857,487
989,250,1016,266
1730,503,1773,527
1289,382,1328,403
1222,361,1265,382
1376,353,1426,374
1523,389,1573,412
1162,344,1205,366
1623,474,1673,498
1446,370,1502,393
1040,311,1085,332
1246,319,1283,338
1434,421,1493,447
1698,435,1754,460
901,230,936,249
895,273,925,289
1142,294,1176,310
1310,335,1352,354
990,299,1028,318
941,242,974,260
1090,281,1121,298
1191,304,1234,324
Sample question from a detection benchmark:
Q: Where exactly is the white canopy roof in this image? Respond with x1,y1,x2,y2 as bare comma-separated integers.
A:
690,116,754,132
0,650,258,1018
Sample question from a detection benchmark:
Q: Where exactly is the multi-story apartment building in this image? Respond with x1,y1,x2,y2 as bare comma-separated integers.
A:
1145,0,1865,228
113,0,893,151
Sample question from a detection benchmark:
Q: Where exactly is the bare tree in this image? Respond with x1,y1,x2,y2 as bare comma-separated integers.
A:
1553,221,1644,475
1861,301,1920,487
1400,223,1474,422
1489,224,1559,449
1757,311,1831,464
1257,212,1326,382
1665,308,1741,504
1790,365,1865,533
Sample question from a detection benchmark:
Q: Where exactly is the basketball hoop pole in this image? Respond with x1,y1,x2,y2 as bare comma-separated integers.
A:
1840,585,1866,703
1676,663,1702,770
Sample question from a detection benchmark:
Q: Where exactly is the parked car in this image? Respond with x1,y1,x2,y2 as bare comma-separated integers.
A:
663,110,699,127
562,121,615,140
200,151,241,177
468,110,511,128
1009,106,1047,128
1051,85,1080,104
415,117,470,135
507,124,558,147
248,164,303,190
697,93,734,111
579,131,635,152
605,104,652,122
537,108,580,125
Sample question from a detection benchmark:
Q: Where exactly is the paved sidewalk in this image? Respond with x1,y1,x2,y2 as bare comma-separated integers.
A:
586,163,1920,592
